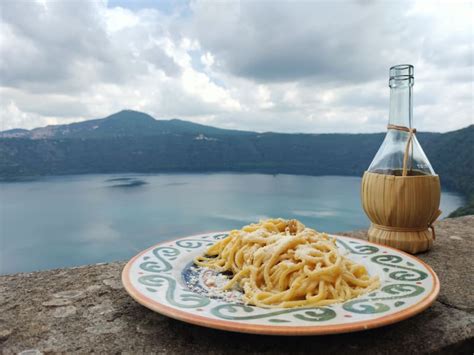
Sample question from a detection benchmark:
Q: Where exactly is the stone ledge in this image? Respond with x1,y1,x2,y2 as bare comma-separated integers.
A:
1,216,473,354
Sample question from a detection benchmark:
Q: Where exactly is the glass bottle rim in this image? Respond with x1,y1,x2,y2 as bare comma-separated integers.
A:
389,64,413,70
390,64,414,79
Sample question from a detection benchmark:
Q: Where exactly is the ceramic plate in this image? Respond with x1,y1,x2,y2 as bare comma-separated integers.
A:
122,232,439,335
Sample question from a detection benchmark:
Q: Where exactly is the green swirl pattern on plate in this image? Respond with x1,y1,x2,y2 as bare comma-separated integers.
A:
139,247,180,273
211,304,336,322
139,274,210,308
211,233,228,240
342,284,424,314
371,255,428,281
337,239,379,255
176,239,214,249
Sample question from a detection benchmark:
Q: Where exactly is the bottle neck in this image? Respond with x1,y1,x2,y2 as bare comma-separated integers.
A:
388,80,413,128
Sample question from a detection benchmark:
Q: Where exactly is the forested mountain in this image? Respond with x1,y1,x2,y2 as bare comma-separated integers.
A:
1,110,472,216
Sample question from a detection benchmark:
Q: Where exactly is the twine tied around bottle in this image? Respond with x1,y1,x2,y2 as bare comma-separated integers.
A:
387,124,416,177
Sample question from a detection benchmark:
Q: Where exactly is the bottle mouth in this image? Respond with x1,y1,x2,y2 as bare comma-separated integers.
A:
390,64,414,79
389,64,414,87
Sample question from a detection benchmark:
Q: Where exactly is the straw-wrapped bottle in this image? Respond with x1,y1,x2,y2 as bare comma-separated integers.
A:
361,64,441,254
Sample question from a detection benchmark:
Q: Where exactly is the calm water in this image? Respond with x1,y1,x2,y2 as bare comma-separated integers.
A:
0,173,464,274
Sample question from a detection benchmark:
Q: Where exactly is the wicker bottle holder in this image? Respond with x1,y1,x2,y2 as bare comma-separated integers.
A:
361,125,442,254
361,171,441,254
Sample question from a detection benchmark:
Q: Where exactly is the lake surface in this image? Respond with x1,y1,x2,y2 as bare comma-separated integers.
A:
0,173,464,274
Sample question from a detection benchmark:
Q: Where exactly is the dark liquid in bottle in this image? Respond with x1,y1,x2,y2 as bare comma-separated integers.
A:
371,169,428,176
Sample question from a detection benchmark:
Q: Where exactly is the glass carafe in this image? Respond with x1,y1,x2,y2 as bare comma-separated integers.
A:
361,64,441,254
368,65,435,176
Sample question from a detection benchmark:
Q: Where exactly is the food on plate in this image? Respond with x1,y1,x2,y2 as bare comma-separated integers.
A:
195,218,380,308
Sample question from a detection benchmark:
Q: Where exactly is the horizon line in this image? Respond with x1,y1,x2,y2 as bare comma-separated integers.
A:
2,109,472,136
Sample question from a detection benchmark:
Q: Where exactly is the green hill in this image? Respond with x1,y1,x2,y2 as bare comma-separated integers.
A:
1,110,472,216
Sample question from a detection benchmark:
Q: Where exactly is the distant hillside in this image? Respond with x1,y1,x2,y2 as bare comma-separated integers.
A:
0,110,253,139
1,110,473,216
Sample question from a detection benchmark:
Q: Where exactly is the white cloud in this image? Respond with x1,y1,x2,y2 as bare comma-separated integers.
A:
0,0,472,133
104,6,139,33
256,85,274,109
200,52,214,70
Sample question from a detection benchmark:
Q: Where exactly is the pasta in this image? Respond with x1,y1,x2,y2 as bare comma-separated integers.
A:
195,218,380,308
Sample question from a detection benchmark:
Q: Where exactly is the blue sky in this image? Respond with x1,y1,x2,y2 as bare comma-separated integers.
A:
0,0,472,133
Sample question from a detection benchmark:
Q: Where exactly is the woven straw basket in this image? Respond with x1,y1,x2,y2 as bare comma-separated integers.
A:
361,171,441,254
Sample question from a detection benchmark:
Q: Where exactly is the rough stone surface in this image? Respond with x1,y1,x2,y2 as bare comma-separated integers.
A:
1,216,473,354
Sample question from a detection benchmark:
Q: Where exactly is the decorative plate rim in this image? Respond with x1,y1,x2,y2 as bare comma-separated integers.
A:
122,232,440,336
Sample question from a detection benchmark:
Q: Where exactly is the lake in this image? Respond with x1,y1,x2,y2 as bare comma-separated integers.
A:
0,173,464,275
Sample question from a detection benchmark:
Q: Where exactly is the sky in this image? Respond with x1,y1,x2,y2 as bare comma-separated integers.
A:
0,0,472,133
